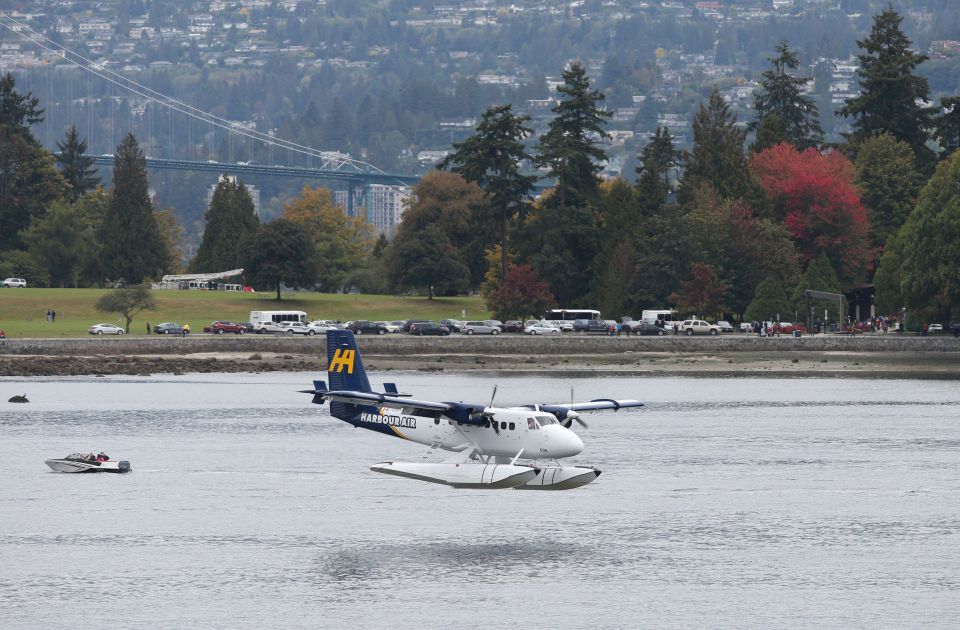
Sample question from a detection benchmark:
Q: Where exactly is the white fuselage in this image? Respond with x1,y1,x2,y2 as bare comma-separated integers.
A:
354,406,584,460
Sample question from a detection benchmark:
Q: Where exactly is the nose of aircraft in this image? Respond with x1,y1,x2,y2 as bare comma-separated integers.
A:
552,426,584,458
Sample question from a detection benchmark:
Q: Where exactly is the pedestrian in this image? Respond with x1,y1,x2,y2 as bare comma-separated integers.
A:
51,309,56,322
147,321,151,335
46,308,51,323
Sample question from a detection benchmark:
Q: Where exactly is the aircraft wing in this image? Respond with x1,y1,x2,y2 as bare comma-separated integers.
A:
319,389,453,413
521,399,644,413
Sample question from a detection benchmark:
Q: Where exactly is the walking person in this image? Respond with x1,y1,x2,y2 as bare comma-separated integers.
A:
51,309,56,323
46,308,51,323
146,321,151,335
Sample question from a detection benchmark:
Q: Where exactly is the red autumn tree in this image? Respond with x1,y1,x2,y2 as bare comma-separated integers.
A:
750,143,872,284
487,264,557,321
669,262,729,318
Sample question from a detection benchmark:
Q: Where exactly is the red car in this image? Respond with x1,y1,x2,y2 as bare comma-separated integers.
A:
776,322,807,335
208,321,246,335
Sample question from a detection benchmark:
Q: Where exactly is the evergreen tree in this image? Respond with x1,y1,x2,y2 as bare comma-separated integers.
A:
854,133,923,253
98,133,170,283
744,277,794,323
441,104,535,283
387,223,471,299
751,41,823,150
22,200,97,288
535,61,612,210
932,95,960,158
888,152,960,323
0,74,66,251
55,125,100,202
635,127,677,216
839,6,935,169
679,87,749,203
190,176,259,273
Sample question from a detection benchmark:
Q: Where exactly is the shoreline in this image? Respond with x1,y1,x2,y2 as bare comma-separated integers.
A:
1,347,958,379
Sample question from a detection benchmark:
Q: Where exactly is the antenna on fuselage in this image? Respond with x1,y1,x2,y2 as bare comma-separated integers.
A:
489,385,498,408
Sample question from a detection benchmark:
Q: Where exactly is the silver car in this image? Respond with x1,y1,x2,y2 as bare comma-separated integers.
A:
462,321,500,335
88,323,124,335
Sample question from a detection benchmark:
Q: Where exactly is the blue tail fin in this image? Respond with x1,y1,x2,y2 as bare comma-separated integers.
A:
326,329,372,393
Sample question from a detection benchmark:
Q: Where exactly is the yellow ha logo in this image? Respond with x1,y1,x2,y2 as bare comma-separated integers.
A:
328,348,355,374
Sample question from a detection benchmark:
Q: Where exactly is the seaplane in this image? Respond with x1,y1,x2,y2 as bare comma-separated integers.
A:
301,330,643,490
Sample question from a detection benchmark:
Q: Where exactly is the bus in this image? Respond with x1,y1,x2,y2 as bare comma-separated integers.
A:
543,309,602,322
249,310,308,326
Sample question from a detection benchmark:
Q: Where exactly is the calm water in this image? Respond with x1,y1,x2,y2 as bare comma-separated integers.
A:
1,372,959,628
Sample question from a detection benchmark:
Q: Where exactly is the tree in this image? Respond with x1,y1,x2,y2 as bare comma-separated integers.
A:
406,171,490,288
0,74,66,251
792,252,844,323
838,7,935,169
535,61,611,210
0,249,49,287
441,104,535,284
751,143,871,285
387,223,471,299
679,87,749,203
596,239,636,318
886,152,960,323
243,219,319,300
853,133,923,253
0,72,44,132
55,125,100,202
932,96,960,158
21,200,97,287
98,133,169,284
751,41,823,150
669,262,728,318
95,284,156,333
635,127,677,216
486,264,556,321
280,186,371,292
190,175,259,273
744,277,794,323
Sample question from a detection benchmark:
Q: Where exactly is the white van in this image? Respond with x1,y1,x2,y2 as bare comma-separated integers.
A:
249,310,308,333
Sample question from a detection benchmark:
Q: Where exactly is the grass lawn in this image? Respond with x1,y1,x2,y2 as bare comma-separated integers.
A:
0,288,489,338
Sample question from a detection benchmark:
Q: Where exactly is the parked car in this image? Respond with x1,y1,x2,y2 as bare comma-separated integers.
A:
928,323,943,334
280,322,315,335
503,320,524,333
574,319,611,334
348,320,388,335
484,319,505,331
410,321,450,336
525,321,561,335
680,319,720,335
404,319,431,333
254,320,286,334
777,322,807,335
462,321,500,335
549,320,575,332
88,323,124,336
2,277,26,288
439,319,463,333
154,322,184,335
950,321,960,337
306,321,335,333
716,320,734,333
740,322,754,333
209,321,246,335
377,321,402,333
240,322,255,333
630,321,666,336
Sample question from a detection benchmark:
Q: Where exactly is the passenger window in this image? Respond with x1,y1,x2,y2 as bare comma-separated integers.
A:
527,418,536,430
500,422,507,430
509,422,515,431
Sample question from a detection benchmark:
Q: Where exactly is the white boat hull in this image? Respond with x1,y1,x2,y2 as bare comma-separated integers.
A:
370,461,538,489
45,459,131,473
515,465,601,490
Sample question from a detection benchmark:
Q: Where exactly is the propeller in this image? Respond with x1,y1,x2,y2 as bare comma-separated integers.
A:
562,388,588,429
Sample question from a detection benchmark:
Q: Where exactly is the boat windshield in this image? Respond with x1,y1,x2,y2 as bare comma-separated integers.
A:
65,453,94,461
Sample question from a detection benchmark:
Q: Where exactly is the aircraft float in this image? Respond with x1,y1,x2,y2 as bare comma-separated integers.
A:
302,330,643,490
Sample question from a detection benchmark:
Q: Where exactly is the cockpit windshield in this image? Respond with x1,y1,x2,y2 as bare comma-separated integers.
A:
536,414,558,425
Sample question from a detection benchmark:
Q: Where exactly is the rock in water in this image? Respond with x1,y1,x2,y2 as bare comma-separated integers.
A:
8,394,29,403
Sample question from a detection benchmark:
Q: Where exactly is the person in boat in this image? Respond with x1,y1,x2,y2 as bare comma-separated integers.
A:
96,452,109,462
86,453,97,462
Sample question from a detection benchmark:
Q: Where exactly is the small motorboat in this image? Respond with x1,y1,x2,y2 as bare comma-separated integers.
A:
45,453,131,473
